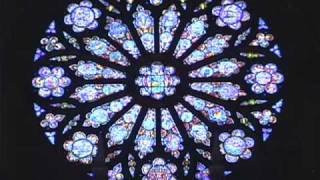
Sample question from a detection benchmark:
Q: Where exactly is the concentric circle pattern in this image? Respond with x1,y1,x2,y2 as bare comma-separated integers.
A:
32,0,285,179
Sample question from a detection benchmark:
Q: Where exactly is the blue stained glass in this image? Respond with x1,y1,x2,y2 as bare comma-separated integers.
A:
224,137,246,155
45,132,56,145
135,62,180,100
33,103,45,117
72,139,94,158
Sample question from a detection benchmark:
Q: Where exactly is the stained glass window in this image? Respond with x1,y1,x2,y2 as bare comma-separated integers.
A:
32,0,285,179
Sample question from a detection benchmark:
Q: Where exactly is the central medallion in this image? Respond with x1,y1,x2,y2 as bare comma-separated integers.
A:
135,61,180,100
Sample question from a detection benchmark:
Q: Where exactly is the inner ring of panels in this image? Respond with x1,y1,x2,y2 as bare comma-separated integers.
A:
31,0,285,179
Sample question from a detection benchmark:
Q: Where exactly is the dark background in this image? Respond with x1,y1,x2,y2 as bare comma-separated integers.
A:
0,0,319,179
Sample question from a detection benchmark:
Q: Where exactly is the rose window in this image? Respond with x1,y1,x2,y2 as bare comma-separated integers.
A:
31,0,286,179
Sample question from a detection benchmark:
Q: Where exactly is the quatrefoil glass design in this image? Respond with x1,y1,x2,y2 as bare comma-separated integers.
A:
32,0,285,179
135,62,180,100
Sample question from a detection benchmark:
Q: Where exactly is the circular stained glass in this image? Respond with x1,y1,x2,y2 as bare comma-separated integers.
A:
32,0,285,179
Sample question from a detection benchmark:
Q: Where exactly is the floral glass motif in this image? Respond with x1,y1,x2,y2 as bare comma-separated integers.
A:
195,163,210,180
32,0,285,179
212,0,250,30
63,131,98,164
32,67,71,98
251,109,277,126
64,0,101,32
108,163,124,180
219,129,254,163
40,113,65,129
245,63,284,94
141,158,177,180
